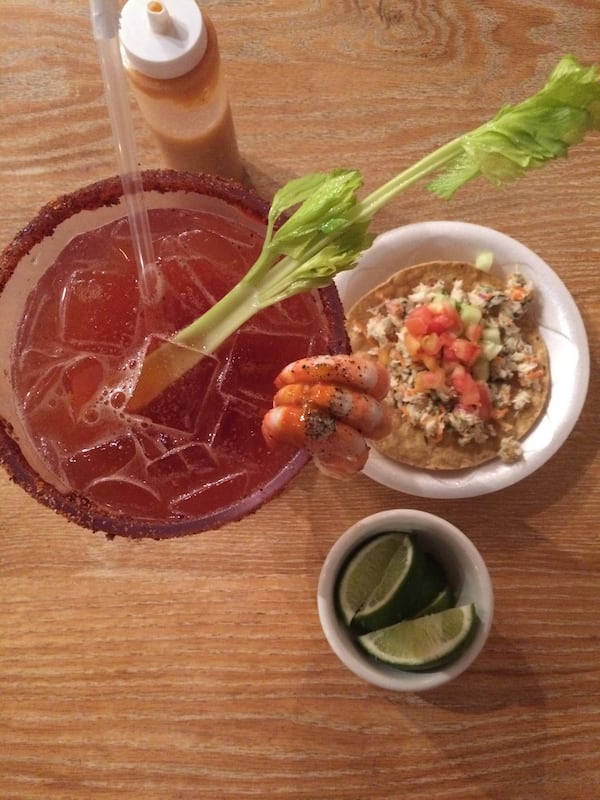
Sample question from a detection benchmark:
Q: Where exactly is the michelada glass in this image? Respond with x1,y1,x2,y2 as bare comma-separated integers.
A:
0,171,348,539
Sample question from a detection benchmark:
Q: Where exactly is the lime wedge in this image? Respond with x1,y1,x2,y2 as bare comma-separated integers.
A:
336,532,408,625
358,604,479,671
413,584,454,617
352,537,446,632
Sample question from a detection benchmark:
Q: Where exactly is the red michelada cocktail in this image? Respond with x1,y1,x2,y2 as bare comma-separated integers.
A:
0,171,348,538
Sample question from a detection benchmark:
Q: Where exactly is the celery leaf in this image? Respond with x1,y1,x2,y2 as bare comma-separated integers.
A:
428,55,600,198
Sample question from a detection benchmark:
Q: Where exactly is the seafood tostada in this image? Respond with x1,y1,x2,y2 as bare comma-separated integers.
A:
346,261,550,470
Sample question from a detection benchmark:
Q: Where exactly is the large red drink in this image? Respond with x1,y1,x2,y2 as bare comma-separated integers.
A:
0,172,347,538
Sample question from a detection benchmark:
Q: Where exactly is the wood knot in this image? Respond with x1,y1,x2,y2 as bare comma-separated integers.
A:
378,0,405,28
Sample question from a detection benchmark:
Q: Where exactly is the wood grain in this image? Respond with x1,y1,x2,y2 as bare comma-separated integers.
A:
1,1,599,798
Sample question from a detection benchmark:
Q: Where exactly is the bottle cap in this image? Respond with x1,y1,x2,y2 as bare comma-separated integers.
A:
119,0,208,80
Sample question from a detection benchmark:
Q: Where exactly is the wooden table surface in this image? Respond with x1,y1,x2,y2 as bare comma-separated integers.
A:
1,2,599,798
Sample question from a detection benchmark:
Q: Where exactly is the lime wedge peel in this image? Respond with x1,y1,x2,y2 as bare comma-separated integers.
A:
414,584,454,617
358,604,479,671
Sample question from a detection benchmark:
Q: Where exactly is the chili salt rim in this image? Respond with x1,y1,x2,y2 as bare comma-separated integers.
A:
0,170,267,286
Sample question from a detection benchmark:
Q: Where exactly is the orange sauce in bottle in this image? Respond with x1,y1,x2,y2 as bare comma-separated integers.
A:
120,1,244,181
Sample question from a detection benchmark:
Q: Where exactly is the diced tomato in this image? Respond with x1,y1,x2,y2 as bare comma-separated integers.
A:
438,331,453,345
404,303,480,379
465,323,483,343
427,300,462,334
405,300,462,338
444,337,481,366
405,305,434,337
455,338,481,365
450,366,492,419
420,333,442,356
441,358,457,375
439,331,458,364
415,368,447,392
450,366,480,405
460,384,481,407
404,331,421,357
421,354,440,371
441,337,459,364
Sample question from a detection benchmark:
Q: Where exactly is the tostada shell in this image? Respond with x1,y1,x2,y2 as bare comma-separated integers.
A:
346,261,549,470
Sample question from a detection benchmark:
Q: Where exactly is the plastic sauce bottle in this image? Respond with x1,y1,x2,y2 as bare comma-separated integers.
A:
119,0,244,182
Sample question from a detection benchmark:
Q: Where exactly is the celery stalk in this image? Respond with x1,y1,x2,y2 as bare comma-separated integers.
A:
128,55,599,412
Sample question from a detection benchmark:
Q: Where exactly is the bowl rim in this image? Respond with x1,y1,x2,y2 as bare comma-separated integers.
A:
317,509,494,691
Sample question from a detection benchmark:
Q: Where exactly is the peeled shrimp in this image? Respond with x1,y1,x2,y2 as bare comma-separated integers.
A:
273,382,392,439
261,405,369,476
274,355,390,401
262,354,391,479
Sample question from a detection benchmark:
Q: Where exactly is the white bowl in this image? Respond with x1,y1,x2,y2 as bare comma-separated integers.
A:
317,509,494,691
335,221,589,498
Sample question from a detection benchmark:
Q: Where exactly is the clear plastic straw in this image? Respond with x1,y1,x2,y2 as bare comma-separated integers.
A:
89,0,157,302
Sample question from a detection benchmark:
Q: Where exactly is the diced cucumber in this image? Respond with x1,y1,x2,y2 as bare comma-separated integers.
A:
459,303,483,326
482,326,501,343
482,341,502,361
